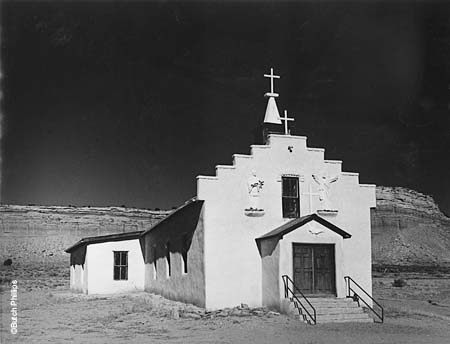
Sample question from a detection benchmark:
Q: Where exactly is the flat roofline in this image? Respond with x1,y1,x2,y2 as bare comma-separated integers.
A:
65,230,144,253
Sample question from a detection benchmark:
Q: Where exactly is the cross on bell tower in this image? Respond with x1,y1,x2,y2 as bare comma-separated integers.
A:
264,67,280,98
262,67,282,125
260,67,283,144
281,110,295,135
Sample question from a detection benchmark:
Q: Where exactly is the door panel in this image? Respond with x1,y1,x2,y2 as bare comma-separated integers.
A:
293,245,313,293
314,245,335,293
292,244,335,295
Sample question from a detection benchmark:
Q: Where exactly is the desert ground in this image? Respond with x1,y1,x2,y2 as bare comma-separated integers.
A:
1,270,450,344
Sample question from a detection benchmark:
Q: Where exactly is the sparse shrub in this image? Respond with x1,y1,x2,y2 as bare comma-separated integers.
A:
392,278,407,287
0,277,12,284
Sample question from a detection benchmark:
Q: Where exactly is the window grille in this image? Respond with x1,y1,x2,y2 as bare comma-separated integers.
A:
282,176,300,218
113,251,128,280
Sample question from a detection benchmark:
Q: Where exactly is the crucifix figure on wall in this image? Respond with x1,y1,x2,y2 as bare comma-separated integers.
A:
247,170,264,211
301,183,321,215
312,173,339,210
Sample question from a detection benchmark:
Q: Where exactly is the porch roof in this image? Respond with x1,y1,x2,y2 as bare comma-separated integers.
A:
255,213,351,243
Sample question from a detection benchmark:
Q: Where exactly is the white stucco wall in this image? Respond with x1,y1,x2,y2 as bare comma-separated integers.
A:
142,206,206,307
85,239,144,294
197,134,375,310
70,264,87,293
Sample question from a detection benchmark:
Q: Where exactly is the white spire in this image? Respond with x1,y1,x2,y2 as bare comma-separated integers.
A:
264,97,282,124
263,67,282,124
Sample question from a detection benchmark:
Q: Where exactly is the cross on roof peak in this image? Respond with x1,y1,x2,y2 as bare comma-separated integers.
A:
281,110,295,135
264,67,280,98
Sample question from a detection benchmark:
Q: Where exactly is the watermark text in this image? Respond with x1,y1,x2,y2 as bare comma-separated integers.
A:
10,280,18,334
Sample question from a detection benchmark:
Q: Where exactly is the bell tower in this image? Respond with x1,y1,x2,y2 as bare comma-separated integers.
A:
261,68,284,144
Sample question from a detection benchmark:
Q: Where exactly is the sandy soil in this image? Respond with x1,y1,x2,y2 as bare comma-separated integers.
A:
1,273,450,344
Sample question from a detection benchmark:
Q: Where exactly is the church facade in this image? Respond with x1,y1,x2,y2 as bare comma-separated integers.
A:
66,68,376,312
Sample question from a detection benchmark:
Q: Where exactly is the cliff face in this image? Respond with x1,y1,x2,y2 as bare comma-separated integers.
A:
0,205,170,234
371,186,450,267
1,186,449,290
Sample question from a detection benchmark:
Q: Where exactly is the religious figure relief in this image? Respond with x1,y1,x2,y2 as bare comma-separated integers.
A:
312,173,339,211
245,170,264,214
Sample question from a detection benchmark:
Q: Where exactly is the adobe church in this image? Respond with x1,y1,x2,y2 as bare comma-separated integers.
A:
66,69,378,323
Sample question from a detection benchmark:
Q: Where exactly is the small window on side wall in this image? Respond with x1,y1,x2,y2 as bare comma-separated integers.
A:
113,251,128,280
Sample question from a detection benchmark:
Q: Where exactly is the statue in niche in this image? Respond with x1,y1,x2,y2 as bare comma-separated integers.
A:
246,170,264,211
312,173,339,210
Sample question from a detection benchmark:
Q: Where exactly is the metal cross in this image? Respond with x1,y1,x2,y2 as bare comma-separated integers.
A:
264,67,280,95
301,184,320,215
281,110,295,135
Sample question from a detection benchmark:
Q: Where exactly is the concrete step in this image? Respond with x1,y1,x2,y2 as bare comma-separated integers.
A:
317,312,373,322
296,297,353,302
293,299,359,309
312,303,360,309
295,297,354,304
319,317,373,324
296,312,372,324
288,296,373,324
292,296,354,303
314,308,365,315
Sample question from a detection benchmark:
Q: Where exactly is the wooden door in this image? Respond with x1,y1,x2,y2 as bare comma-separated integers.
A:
293,244,335,295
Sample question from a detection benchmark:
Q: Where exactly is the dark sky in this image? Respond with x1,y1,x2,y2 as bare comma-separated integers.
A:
1,1,450,214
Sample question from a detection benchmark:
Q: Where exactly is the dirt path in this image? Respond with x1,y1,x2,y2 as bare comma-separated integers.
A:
1,286,449,344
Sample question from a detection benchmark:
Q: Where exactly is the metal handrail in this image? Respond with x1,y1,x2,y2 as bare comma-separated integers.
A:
282,275,316,325
344,275,384,323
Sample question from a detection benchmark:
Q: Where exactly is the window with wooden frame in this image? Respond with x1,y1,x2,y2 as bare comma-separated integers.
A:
282,176,300,218
113,251,128,280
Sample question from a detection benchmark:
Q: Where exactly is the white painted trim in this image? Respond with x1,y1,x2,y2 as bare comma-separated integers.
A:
250,144,270,150
232,154,252,159
216,165,236,170
360,184,376,188
267,134,307,141
307,147,325,152
196,175,219,181
324,160,343,165
341,172,359,176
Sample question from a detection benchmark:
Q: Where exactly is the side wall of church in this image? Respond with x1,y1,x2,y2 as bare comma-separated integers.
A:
142,203,206,307
198,134,375,310
342,183,375,302
85,239,145,294
260,239,280,310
